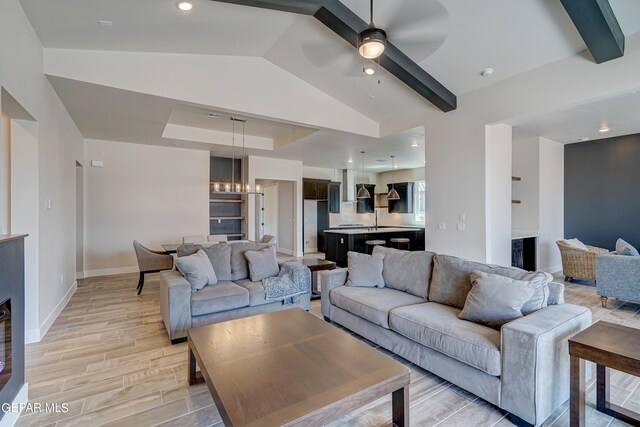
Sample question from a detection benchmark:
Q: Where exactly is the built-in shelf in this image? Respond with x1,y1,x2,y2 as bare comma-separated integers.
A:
374,192,388,196
512,176,522,182
209,199,245,203
210,216,245,221
375,205,388,209
512,200,522,205
225,233,246,238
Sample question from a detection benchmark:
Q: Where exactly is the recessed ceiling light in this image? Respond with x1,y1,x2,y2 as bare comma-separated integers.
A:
207,112,220,118
98,20,113,27
176,1,193,11
411,141,419,147
598,126,610,133
363,66,376,76
480,68,494,77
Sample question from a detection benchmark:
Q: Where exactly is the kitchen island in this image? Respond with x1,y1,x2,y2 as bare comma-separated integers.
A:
324,227,425,267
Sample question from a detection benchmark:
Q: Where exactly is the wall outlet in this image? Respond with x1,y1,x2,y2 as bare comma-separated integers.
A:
457,223,466,232
459,212,466,222
60,273,64,284
305,240,310,245
438,223,446,230
47,199,53,210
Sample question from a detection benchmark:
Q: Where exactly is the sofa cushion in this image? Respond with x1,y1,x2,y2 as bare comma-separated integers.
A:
190,281,249,316
372,246,435,299
458,271,535,328
330,286,425,329
346,251,385,288
230,242,271,281
616,238,639,256
245,246,279,281
177,243,232,281
389,303,502,376
429,254,551,313
175,249,217,292
234,279,270,307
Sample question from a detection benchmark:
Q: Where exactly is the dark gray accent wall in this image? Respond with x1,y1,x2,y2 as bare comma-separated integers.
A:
565,134,640,250
0,237,25,418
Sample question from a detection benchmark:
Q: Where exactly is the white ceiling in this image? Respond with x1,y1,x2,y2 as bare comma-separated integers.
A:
512,88,640,144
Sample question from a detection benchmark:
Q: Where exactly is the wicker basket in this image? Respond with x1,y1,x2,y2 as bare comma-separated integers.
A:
556,240,609,281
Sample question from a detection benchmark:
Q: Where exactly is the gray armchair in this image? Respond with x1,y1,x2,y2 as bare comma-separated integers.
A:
133,241,174,295
596,253,640,307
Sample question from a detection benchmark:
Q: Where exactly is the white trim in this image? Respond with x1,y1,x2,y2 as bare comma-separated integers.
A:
82,266,138,278
304,247,318,254
25,282,77,344
75,271,84,279
277,248,293,256
0,383,29,427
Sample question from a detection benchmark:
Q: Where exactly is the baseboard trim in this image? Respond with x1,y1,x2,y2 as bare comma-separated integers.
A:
0,383,28,427
541,264,562,275
82,266,139,278
28,281,77,343
277,248,293,256
75,271,84,279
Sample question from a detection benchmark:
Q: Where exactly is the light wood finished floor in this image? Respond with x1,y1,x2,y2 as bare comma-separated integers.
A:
17,273,639,427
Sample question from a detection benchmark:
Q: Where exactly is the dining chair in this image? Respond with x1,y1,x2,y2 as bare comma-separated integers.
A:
182,235,206,244
132,241,174,295
260,235,275,244
207,234,228,242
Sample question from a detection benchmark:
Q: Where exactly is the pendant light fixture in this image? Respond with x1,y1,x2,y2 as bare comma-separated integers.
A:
358,0,387,59
357,151,371,199
387,155,400,200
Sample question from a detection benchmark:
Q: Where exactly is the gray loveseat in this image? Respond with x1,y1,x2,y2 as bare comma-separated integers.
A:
596,252,640,306
320,246,591,427
160,241,310,343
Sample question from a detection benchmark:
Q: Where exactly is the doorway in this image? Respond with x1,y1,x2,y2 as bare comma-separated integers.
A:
75,161,84,278
257,180,295,256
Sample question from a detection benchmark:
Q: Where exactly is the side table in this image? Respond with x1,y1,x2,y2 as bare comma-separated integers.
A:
300,258,336,300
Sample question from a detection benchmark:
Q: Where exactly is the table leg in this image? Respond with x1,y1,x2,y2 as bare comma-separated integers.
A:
570,355,585,427
392,385,409,427
596,364,610,413
188,344,204,385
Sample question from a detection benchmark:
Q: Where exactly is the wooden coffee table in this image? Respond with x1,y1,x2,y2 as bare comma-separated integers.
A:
300,258,336,300
188,309,410,426
569,321,640,427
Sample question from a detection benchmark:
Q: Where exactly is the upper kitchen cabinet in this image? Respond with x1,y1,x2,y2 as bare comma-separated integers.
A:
328,182,341,213
303,179,330,200
356,184,376,213
387,182,414,214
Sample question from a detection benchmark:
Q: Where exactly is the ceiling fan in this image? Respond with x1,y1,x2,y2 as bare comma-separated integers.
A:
300,0,449,77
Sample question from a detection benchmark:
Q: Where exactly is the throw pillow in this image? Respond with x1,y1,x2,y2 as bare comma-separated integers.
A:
175,249,217,292
616,238,639,256
458,271,535,329
245,246,279,282
372,246,434,299
346,251,385,288
564,238,588,251
202,243,232,280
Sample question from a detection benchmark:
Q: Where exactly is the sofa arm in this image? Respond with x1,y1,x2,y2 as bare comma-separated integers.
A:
596,254,640,302
501,304,591,426
160,270,192,342
319,268,347,319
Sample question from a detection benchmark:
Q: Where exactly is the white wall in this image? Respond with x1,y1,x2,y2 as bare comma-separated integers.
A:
512,130,541,235
302,166,336,181
485,124,512,266
1,0,84,342
277,181,295,255
247,156,303,256
83,139,209,276
538,137,564,273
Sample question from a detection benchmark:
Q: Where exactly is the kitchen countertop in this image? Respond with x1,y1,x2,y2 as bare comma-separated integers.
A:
324,227,423,235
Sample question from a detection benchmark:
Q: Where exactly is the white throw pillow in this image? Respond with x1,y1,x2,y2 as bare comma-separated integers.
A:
175,249,217,292
564,238,588,251
346,251,385,288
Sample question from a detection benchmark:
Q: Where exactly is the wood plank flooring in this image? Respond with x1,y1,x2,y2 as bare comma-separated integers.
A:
16,272,639,426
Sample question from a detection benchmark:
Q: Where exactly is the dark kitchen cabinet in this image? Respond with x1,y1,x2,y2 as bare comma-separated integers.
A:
387,182,414,214
303,179,329,200
328,182,341,213
356,184,376,213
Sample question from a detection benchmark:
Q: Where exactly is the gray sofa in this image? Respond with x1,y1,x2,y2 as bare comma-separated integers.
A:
596,253,640,307
160,241,310,343
320,246,591,427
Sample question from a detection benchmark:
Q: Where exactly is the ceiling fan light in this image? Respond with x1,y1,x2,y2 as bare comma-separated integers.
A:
387,188,400,200
357,185,371,199
358,28,387,59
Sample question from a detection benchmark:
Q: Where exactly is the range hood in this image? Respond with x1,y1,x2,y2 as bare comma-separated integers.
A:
342,169,356,202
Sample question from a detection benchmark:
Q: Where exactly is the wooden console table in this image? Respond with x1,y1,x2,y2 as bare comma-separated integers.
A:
569,321,640,427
